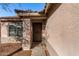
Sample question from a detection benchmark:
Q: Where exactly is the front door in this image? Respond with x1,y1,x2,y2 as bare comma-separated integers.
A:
32,23,42,42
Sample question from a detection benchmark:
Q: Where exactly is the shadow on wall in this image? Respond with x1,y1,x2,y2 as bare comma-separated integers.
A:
45,3,62,41
44,3,62,56
15,37,23,42
46,3,61,19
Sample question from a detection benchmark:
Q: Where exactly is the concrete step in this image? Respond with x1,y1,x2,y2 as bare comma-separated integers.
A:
31,42,46,56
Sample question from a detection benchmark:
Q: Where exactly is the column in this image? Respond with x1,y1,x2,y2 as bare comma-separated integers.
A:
22,18,32,50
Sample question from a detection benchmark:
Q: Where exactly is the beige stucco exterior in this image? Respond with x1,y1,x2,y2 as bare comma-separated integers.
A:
1,3,79,56
0,18,32,50
45,3,79,56
0,15,46,50
1,22,21,43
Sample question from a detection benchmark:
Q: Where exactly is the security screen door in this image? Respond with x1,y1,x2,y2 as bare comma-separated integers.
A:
32,23,42,42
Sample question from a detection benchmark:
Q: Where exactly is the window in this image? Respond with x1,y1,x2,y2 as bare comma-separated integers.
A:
8,22,23,37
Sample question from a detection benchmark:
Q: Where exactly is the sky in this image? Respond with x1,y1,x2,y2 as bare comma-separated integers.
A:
0,3,45,17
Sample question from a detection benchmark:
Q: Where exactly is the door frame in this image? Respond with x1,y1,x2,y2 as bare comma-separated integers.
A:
32,22,42,42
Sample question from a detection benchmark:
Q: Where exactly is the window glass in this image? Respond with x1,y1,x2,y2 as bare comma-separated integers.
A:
8,22,23,37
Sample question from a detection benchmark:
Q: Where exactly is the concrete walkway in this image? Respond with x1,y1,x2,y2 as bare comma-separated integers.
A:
31,42,46,56
0,43,48,56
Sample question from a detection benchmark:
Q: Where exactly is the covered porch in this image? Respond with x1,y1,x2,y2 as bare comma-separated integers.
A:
0,10,48,56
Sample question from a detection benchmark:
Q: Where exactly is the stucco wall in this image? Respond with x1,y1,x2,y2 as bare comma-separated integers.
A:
46,4,79,56
1,22,21,43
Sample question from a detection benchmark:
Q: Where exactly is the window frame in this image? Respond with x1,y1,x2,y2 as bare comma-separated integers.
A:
8,22,23,37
